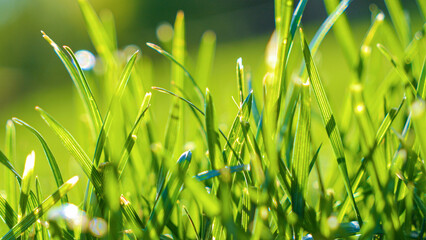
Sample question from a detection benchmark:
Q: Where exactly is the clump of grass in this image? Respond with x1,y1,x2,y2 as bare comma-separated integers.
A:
1,0,425,239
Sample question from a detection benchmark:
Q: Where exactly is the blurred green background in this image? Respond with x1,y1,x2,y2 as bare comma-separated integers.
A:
0,0,421,208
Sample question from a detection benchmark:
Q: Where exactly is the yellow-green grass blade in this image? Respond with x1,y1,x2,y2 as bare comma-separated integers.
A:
36,106,104,195
236,58,245,104
92,50,139,166
205,88,222,169
4,120,17,209
103,164,122,239
412,99,426,163
376,43,416,93
291,81,311,217
196,30,216,90
19,151,35,219
146,43,203,101
145,151,192,237
337,96,405,221
418,58,426,99
34,177,48,240
0,194,17,229
194,164,250,182
1,176,79,240
384,0,410,47
224,92,252,166
417,0,426,20
77,0,115,62
118,93,151,178
184,176,221,217
300,27,362,224
12,118,68,204
41,32,102,136
324,0,358,69
153,87,204,115
120,195,144,236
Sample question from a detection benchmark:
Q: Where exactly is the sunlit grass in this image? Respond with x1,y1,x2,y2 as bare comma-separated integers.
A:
0,0,425,239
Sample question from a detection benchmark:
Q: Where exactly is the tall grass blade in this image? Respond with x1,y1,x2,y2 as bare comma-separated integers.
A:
300,27,362,224
205,89,222,169
0,195,17,229
196,31,216,90
41,32,102,136
92,50,139,166
36,106,103,195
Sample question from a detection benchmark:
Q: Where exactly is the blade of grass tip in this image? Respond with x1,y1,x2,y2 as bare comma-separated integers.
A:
299,27,362,224
184,176,221,217
384,0,410,47
77,0,115,62
194,164,250,182
183,206,200,240
152,87,204,115
92,50,139,166
145,151,192,237
205,88,222,169
1,176,79,240
117,94,151,178
63,46,103,129
196,30,216,90
19,151,35,219
376,44,416,93
120,195,144,237
0,194,17,229
35,106,103,195
146,43,203,101
172,10,185,92
236,58,245,105
291,81,311,218
41,32,102,136
12,118,68,204
224,92,253,166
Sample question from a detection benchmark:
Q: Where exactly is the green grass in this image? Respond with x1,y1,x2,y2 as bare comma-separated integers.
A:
0,0,426,239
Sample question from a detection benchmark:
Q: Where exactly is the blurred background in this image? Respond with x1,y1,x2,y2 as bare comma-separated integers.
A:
0,0,422,211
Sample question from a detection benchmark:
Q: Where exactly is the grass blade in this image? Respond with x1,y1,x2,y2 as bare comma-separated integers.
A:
291,81,311,217
196,30,216,90
1,176,79,240
0,194,17,229
0,150,21,185
12,118,68,203
36,106,104,195
120,195,144,236
19,151,35,219
205,88,222,169
300,27,362,224
92,50,139,166
41,32,102,136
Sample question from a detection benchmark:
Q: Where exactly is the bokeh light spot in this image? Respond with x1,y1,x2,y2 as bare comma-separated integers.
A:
156,22,174,42
75,50,96,70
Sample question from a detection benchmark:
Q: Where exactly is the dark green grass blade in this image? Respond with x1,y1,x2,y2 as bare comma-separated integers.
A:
12,118,68,203
0,195,17,229
19,151,35,218
93,50,139,166
1,176,79,240
205,89,222,169
36,106,103,195
41,32,102,135
0,150,21,184
146,43,203,100
145,151,192,237
300,27,362,224
291,82,311,217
